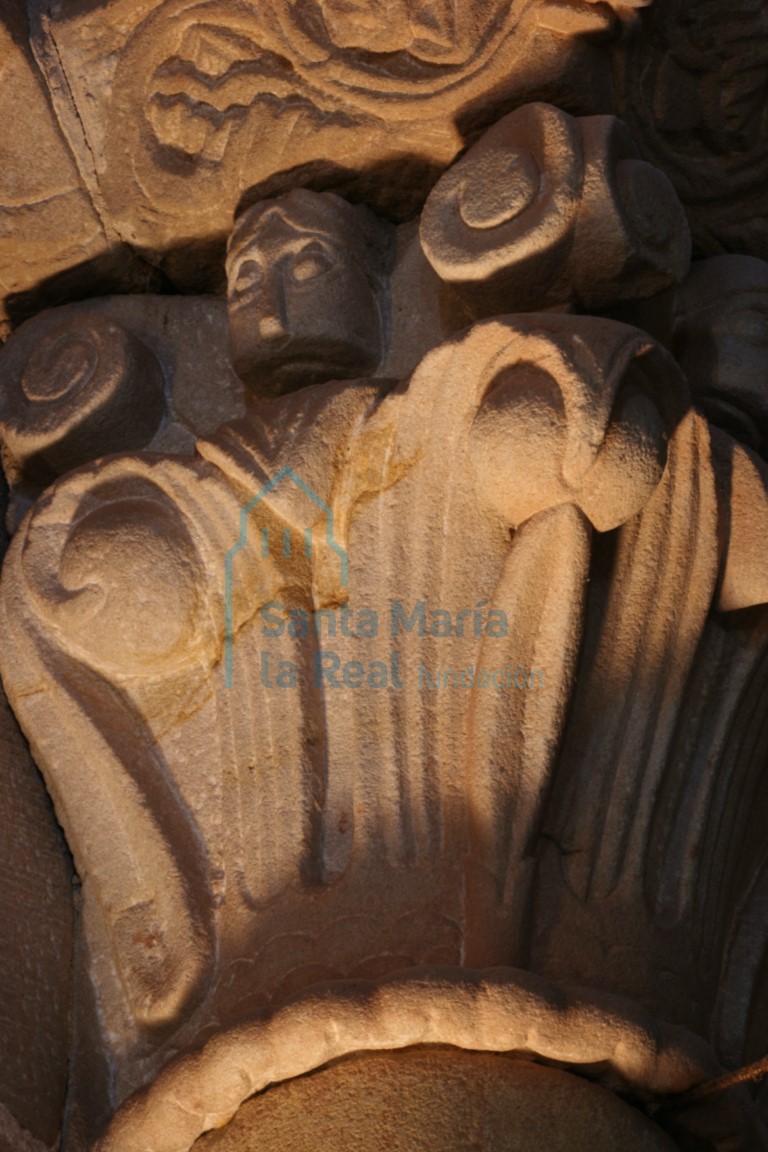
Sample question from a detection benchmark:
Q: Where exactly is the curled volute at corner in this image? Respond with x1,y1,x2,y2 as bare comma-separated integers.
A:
420,102,691,321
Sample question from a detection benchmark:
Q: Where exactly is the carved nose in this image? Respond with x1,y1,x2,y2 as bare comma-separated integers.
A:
257,276,289,342
259,314,288,340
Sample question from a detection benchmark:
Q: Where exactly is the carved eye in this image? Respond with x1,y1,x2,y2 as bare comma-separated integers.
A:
291,246,335,283
233,258,264,294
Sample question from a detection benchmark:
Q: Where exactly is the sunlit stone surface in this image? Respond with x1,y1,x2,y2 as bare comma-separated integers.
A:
0,2,766,1149
195,1051,678,1152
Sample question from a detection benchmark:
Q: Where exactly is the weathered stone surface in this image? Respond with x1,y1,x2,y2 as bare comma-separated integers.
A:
0,6,109,339
0,315,675,1065
3,302,768,1150
96,967,728,1151
1,6,768,1150
29,0,633,289
13,0,764,299
614,0,768,260
420,103,690,317
0,3,168,338
0,599,73,1145
194,1050,677,1152
672,255,768,455
0,313,165,484
0,294,245,526
0,1104,51,1152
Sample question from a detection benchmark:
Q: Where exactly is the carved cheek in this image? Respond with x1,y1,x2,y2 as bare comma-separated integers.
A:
331,266,381,347
282,263,381,362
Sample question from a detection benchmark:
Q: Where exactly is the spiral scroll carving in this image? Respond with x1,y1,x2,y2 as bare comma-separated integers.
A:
0,312,165,485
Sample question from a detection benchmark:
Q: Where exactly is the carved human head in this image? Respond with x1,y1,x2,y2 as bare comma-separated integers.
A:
226,189,391,399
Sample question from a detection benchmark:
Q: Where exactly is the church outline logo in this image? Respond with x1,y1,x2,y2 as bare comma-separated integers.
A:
224,465,348,687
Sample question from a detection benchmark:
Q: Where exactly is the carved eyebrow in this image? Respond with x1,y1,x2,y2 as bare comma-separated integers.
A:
292,237,340,254
227,251,264,284
228,233,347,286
228,224,336,264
